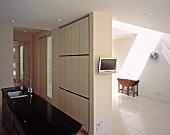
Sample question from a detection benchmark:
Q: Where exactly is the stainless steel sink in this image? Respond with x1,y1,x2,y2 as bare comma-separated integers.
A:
7,90,28,99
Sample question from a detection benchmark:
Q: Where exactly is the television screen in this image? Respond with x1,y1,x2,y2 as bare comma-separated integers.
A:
99,57,117,74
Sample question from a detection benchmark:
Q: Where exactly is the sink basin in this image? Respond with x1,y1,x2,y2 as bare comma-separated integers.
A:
10,95,28,99
7,90,28,99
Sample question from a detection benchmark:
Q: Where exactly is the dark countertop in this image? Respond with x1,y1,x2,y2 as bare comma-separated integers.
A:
1,87,82,135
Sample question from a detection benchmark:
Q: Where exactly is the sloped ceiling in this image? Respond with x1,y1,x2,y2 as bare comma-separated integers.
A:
113,28,136,39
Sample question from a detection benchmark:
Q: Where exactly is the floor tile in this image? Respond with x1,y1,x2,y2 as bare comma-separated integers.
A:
135,132,147,135
112,91,170,135
141,125,170,135
112,122,139,135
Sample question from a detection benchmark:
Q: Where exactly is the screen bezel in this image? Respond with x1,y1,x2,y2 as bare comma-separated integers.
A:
98,57,117,74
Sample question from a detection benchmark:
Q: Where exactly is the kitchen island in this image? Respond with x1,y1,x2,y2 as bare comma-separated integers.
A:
1,87,82,135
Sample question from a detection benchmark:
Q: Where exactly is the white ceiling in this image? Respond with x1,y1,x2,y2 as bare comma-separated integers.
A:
13,26,42,35
1,0,170,34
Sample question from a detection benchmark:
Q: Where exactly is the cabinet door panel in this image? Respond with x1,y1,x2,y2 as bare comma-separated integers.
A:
80,98,89,132
64,91,72,116
58,89,65,112
71,94,80,121
80,17,89,54
13,127,19,135
64,57,71,91
65,25,72,55
58,28,65,55
80,56,89,98
72,21,79,55
59,57,64,88
39,36,47,99
13,114,26,135
4,105,13,135
71,56,79,94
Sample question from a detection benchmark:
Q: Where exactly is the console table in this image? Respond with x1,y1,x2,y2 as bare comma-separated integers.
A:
117,78,139,97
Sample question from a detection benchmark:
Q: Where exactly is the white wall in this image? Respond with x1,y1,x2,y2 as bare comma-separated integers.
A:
90,12,113,135
0,24,13,105
113,36,136,90
113,33,170,102
139,34,170,101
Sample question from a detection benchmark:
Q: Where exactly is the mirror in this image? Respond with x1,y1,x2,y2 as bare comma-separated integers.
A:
13,41,30,87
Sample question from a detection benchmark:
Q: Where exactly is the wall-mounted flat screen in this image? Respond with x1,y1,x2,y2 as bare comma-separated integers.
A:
98,57,117,74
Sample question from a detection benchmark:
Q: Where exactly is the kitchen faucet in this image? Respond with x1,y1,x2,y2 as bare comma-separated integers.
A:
20,78,33,95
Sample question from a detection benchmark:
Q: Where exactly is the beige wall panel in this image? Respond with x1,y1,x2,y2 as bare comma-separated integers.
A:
64,57,72,91
39,36,47,99
71,56,79,94
23,42,30,79
58,89,65,112
32,30,50,95
72,21,79,55
80,56,89,98
58,28,65,55
71,94,80,121
59,57,64,88
64,91,72,116
80,97,89,132
65,25,72,55
22,42,30,87
80,17,89,54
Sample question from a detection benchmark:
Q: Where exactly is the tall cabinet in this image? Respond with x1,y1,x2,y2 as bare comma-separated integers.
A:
58,16,89,132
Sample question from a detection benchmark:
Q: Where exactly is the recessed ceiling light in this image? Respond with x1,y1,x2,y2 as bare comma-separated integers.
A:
11,19,15,22
24,31,26,33
58,19,61,22
147,12,152,15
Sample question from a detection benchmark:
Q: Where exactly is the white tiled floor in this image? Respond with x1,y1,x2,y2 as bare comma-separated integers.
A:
112,92,170,135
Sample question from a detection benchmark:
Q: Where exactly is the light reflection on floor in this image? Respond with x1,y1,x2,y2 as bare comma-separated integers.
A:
112,91,170,135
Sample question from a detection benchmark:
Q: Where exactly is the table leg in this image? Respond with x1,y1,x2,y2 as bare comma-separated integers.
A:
137,84,138,96
122,86,124,94
118,83,120,93
127,87,129,96
133,86,135,97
